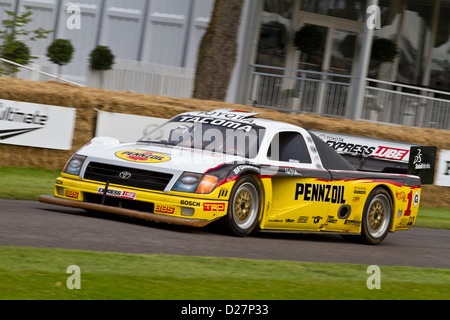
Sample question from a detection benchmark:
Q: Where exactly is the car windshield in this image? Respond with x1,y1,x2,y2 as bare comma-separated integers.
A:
138,115,266,158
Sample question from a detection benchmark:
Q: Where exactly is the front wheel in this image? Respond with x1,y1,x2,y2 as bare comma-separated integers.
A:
223,176,262,237
361,187,393,245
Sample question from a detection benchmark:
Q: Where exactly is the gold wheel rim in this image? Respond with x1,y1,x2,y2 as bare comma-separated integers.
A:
368,200,384,231
234,189,252,222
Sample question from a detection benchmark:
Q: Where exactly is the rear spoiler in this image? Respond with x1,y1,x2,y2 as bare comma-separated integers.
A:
311,130,437,184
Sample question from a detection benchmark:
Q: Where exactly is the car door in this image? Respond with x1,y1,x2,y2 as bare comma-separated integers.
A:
261,129,333,231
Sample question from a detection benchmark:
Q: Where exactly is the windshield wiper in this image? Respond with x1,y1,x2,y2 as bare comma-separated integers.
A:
138,140,170,145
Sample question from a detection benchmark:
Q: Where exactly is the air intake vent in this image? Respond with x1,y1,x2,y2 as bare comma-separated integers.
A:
84,162,172,191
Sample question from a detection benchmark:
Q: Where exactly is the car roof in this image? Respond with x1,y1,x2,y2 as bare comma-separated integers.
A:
174,109,355,171
177,109,302,131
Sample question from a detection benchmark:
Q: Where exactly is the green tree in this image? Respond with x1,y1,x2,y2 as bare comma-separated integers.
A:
0,10,51,76
89,45,115,89
46,39,74,79
371,38,399,63
2,40,31,66
294,25,325,55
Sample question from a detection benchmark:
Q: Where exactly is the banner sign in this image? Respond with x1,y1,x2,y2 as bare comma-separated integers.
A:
310,130,415,163
435,150,450,187
408,146,437,184
0,99,76,150
311,130,437,185
95,110,167,142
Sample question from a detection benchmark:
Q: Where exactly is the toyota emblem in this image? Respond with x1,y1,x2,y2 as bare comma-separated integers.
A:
119,171,132,180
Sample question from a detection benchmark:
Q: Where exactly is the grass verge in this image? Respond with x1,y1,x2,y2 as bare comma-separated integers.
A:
0,167,59,201
1,246,449,300
416,207,450,229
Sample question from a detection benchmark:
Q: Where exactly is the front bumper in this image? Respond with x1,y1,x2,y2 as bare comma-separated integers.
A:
40,175,231,226
38,195,218,227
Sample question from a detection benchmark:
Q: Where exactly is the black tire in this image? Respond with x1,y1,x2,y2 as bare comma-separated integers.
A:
223,175,262,237
360,187,393,245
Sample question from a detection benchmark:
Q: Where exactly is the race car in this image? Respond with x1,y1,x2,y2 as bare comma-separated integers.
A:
40,109,424,245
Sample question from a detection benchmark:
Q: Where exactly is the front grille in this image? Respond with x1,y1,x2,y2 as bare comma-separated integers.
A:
84,162,173,191
84,193,154,213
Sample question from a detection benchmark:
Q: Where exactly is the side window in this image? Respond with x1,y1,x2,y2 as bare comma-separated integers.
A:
267,132,312,163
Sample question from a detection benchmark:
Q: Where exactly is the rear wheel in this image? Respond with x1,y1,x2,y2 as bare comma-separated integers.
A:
223,176,262,237
361,187,393,245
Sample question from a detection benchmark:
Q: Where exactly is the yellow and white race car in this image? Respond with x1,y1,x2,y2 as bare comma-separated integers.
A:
40,109,428,245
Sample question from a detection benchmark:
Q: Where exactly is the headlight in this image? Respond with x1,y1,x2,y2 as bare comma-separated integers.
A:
172,172,219,194
195,175,219,194
63,154,87,176
172,173,202,193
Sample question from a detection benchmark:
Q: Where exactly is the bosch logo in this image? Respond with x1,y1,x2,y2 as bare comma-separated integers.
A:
119,171,132,180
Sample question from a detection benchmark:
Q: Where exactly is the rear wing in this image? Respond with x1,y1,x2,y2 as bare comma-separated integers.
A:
311,130,437,184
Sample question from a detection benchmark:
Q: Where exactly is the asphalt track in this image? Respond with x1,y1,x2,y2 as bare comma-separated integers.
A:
1,199,449,268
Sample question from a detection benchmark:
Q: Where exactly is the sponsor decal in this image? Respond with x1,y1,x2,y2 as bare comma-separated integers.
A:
400,216,416,226
180,200,201,207
194,110,257,123
268,219,283,223
294,183,346,204
285,218,295,223
97,187,136,200
407,216,416,226
326,140,376,155
313,130,412,162
395,191,406,201
344,219,361,226
326,215,338,224
408,146,437,184
285,167,302,176
413,149,431,169
178,116,254,132
312,216,323,224
413,190,420,208
233,165,260,176
297,216,309,223
64,189,79,199
354,186,366,194
154,204,175,214
370,146,409,161
203,202,226,212
401,190,420,217
265,201,270,213
115,150,171,163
